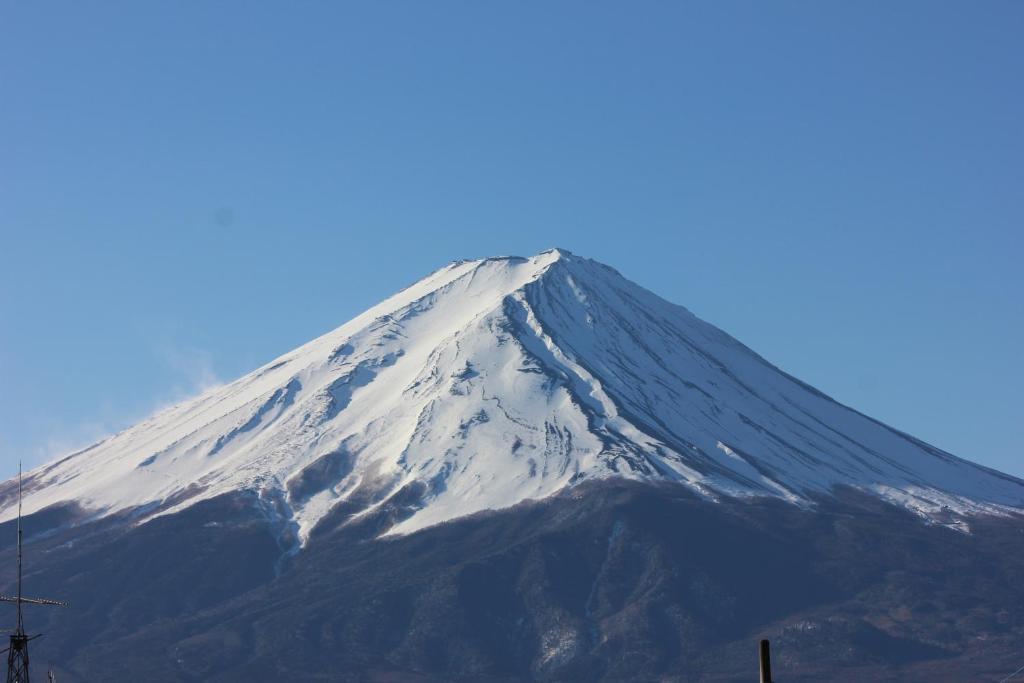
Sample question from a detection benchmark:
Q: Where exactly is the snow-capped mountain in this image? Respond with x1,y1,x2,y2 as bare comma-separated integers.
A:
8,248,1023,541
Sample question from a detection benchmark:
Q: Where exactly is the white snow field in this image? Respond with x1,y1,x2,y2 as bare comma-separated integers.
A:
6,249,1023,541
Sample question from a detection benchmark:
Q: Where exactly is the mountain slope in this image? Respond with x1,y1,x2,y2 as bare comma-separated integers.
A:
9,482,1024,682
6,248,1023,542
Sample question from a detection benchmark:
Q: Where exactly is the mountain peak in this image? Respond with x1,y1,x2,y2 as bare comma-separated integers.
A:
7,250,1023,542
540,246,575,258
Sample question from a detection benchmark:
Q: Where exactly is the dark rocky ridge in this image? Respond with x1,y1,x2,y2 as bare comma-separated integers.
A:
2,480,1022,682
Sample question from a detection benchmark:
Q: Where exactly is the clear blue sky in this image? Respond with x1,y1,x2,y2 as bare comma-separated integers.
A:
2,2,1021,477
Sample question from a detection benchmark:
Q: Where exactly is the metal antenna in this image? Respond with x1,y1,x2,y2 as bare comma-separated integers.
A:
16,465,22,635
0,463,68,683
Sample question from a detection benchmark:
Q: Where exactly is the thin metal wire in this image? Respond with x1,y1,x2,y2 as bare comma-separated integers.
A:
999,663,1024,682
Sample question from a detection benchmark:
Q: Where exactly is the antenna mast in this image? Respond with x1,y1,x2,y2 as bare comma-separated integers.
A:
16,465,23,634
1,463,68,683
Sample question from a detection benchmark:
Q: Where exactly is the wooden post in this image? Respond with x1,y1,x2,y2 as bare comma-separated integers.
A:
759,639,772,683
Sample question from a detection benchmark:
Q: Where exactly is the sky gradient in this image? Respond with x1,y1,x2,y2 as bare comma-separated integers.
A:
2,2,1022,477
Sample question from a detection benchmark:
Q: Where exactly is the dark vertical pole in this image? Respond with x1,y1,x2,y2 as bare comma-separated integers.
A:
759,639,772,683
16,463,23,634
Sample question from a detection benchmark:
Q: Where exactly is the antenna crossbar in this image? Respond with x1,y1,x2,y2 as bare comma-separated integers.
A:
0,599,66,609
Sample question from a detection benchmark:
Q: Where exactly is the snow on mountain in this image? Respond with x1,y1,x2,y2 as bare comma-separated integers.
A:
6,249,1023,541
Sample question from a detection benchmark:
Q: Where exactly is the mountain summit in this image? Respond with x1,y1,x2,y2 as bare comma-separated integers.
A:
8,249,1023,541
